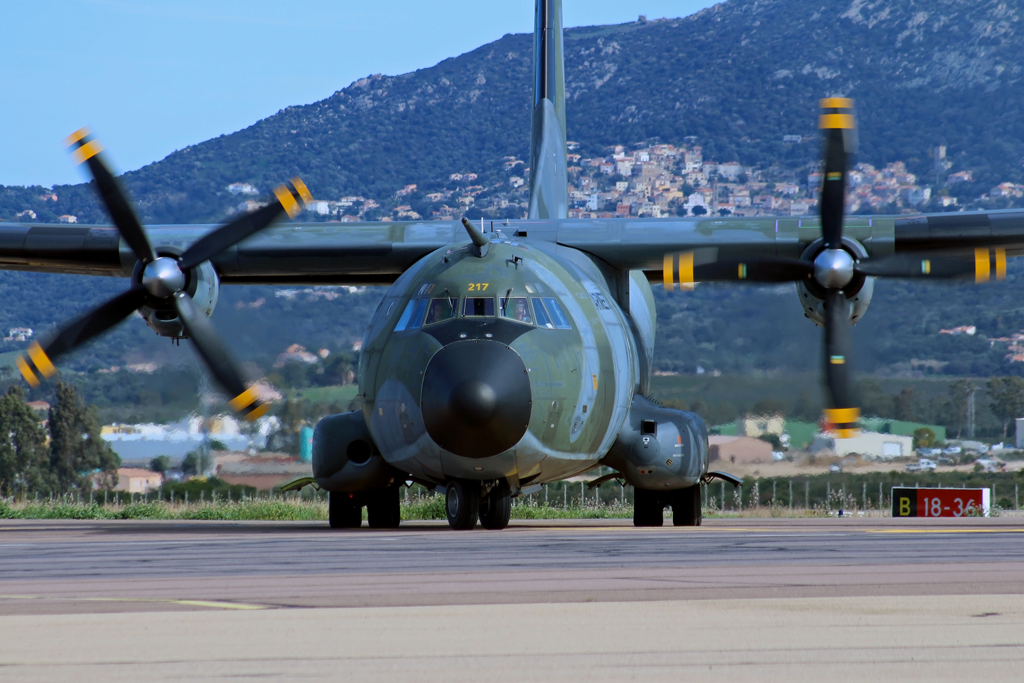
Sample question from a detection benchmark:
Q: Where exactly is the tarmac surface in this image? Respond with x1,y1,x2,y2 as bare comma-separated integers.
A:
1,517,1023,681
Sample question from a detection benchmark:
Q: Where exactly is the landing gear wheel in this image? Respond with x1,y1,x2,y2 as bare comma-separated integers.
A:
329,492,362,529
633,488,664,527
445,479,480,530
367,486,402,529
672,485,702,527
479,479,511,530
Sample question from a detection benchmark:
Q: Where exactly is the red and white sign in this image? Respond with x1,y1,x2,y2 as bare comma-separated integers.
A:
891,487,990,517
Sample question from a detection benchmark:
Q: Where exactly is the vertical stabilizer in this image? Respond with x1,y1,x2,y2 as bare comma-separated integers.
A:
528,0,568,220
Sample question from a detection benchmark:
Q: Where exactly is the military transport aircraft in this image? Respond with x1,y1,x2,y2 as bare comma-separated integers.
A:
2,0,1020,530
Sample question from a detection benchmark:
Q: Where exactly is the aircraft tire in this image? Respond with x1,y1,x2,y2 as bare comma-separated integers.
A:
672,485,702,527
633,488,664,527
367,486,402,529
479,479,511,530
446,479,480,530
329,492,363,529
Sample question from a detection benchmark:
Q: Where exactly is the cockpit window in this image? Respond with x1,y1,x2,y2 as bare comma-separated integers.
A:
500,297,532,324
407,299,429,330
532,297,572,330
541,298,572,329
395,299,429,331
463,297,495,317
424,298,455,325
394,300,416,332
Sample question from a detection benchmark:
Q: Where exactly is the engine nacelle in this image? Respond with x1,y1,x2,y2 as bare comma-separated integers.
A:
796,237,874,327
602,395,709,490
312,411,402,493
139,259,220,338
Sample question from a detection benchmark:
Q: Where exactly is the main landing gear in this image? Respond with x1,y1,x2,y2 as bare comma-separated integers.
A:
634,485,703,527
446,478,512,530
328,486,401,529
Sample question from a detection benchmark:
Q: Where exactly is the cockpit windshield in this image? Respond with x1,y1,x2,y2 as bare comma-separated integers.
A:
395,299,430,331
424,298,455,325
531,297,572,329
500,297,532,324
463,297,495,317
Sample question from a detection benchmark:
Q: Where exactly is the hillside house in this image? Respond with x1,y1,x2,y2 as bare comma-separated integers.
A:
227,183,258,195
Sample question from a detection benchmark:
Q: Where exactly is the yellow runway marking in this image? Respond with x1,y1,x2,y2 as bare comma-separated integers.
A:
0,595,266,610
868,528,1024,534
522,526,1024,534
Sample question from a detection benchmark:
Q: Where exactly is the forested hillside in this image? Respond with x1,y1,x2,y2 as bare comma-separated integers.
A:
1,0,1024,391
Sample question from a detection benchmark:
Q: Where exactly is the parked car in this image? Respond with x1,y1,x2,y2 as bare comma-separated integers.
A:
917,447,941,457
906,458,937,472
943,446,962,455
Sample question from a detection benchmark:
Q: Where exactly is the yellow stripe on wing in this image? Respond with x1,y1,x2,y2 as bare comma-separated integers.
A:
975,247,990,283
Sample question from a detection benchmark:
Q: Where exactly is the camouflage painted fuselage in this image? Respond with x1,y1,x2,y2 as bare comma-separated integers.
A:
357,228,666,487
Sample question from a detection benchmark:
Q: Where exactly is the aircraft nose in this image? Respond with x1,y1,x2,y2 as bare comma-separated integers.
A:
421,340,532,458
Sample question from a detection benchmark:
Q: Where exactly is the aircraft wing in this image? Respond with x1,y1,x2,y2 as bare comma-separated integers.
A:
0,220,462,284
546,210,1024,278
2,209,1024,285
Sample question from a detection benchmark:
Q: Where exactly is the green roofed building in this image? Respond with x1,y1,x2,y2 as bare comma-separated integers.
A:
859,418,946,444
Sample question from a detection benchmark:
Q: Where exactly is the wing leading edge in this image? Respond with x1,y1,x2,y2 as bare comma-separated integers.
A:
2,210,1024,285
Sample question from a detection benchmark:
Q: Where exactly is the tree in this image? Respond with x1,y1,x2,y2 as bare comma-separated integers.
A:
48,382,120,493
895,387,915,421
691,205,708,216
948,379,976,439
752,398,785,416
149,455,171,474
181,450,212,477
913,427,936,449
987,377,1024,439
0,386,50,497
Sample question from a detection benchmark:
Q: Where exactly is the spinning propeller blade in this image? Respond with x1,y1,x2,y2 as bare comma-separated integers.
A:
18,130,304,420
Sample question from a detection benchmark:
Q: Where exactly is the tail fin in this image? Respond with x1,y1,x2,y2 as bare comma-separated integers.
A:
528,0,568,220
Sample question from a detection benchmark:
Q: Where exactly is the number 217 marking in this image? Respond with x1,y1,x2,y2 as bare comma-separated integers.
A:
467,283,489,291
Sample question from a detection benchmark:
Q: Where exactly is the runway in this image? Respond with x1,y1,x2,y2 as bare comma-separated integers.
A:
1,517,1023,681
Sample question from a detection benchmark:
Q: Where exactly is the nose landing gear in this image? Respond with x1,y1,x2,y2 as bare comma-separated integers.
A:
479,479,511,530
445,478,512,530
445,479,480,530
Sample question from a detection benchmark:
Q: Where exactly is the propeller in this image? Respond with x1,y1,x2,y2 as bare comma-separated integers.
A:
660,99,1009,437
17,128,312,421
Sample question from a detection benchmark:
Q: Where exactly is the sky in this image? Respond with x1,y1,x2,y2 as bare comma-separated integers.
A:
1,0,719,187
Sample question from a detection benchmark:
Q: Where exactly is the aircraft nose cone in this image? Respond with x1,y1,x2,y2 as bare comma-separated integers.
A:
421,340,532,458
451,380,498,421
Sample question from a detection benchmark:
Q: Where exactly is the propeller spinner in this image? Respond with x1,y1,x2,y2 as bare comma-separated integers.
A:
16,128,312,422
660,99,1010,438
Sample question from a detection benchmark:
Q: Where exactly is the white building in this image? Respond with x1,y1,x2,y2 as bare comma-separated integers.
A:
227,183,259,195
813,431,914,459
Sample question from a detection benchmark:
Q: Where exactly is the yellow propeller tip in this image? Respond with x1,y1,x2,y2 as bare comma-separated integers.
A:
819,97,853,110
65,128,91,147
291,177,313,203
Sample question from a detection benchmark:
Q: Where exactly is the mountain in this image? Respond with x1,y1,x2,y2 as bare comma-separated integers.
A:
4,0,1024,222
1,0,1024,396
